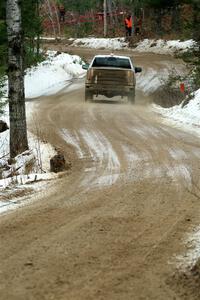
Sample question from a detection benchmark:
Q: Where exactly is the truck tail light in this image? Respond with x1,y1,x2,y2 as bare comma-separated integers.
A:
87,69,94,81
127,70,134,85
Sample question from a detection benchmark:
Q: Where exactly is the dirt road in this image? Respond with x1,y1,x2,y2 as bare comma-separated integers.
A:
1,50,200,299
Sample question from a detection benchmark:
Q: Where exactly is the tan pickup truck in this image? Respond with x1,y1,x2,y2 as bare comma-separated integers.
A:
82,54,142,104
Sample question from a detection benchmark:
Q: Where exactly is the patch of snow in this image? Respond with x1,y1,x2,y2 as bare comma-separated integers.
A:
70,37,196,55
136,68,165,94
122,143,192,186
166,164,192,187
39,37,66,41
81,129,120,170
0,123,56,180
1,51,86,100
1,150,35,179
133,39,196,54
122,145,148,162
0,105,56,198
70,37,128,50
0,199,19,214
80,129,120,189
0,172,56,191
168,148,187,160
0,173,57,214
60,128,84,159
128,124,167,140
136,58,187,95
94,173,120,187
58,128,121,189
173,226,200,270
25,51,86,98
153,88,200,136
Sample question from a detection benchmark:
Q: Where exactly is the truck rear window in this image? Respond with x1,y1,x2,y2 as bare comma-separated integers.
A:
92,57,131,69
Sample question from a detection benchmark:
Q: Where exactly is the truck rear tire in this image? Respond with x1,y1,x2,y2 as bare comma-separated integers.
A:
128,91,135,104
85,89,93,102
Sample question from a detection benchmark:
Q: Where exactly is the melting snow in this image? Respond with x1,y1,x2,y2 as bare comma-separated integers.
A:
168,148,187,160
173,226,200,270
70,37,196,54
25,51,86,98
133,39,196,54
153,88,200,136
60,128,84,159
70,37,128,50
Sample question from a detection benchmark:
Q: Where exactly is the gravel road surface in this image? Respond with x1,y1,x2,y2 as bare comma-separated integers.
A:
1,49,200,300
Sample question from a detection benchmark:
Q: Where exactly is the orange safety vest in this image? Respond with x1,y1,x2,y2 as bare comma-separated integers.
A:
125,17,132,28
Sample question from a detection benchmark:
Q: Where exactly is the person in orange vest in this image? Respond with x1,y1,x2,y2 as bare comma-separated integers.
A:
124,15,133,37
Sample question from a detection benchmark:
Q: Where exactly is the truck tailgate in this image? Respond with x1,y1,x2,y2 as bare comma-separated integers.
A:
90,68,130,85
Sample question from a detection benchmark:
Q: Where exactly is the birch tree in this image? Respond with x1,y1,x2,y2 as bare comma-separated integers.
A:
6,0,28,158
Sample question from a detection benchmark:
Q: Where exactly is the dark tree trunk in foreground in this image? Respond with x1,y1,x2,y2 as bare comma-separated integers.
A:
6,0,28,158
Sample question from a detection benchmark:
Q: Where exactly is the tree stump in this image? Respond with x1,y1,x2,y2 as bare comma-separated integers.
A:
0,120,9,133
50,154,67,173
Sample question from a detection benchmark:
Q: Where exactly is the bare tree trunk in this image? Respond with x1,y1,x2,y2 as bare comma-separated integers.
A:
91,9,96,32
52,0,61,37
112,0,119,25
107,0,114,25
45,0,57,38
131,0,135,36
6,0,28,158
104,0,107,37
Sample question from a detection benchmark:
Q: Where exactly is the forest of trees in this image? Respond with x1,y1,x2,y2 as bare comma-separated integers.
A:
0,0,199,76
39,0,199,49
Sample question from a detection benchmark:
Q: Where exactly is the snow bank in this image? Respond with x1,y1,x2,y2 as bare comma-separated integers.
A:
173,225,200,271
154,88,200,135
25,51,86,98
133,39,196,54
0,123,57,213
69,37,196,54
0,171,58,214
70,37,128,50
0,127,56,179
1,51,86,99
136,68,169,94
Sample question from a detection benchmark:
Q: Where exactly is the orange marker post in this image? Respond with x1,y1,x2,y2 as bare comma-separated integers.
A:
180,83,185,93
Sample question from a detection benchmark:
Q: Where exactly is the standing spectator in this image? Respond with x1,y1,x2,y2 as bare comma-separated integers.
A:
59,4,65,22
124,15,132,37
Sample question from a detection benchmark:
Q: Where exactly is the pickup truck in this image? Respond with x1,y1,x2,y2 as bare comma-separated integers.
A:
82,54,142,103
